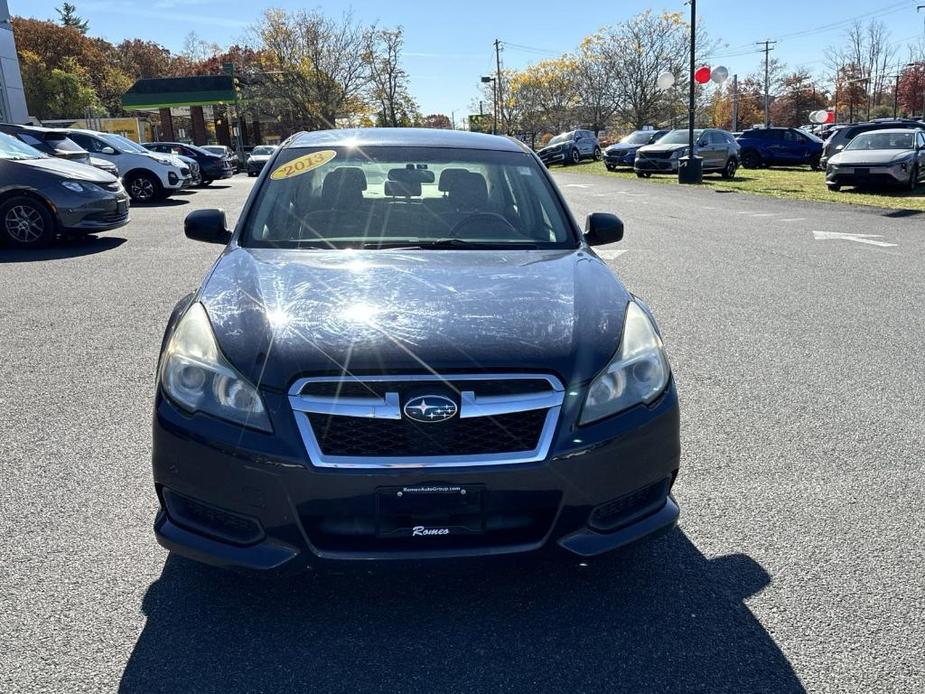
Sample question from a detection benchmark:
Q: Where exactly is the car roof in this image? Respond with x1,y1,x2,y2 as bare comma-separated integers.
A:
854,128,921,135
287,128,529,153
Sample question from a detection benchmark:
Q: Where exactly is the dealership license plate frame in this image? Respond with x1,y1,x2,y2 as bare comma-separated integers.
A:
375,484,486,538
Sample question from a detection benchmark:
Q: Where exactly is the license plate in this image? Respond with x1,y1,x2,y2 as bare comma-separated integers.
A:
376,484,485,538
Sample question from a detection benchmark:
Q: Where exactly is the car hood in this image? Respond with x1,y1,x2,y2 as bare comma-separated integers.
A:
197,247,630,390
829,149,914,166
638,143,686,155
19,156,117,183
606,143,640,153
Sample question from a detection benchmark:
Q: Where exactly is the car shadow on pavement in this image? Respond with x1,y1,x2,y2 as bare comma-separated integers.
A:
139,198,191,207
119,529,804,694
0,235,126,263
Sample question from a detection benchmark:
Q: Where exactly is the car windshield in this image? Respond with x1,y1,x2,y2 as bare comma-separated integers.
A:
845,132,915,151
0,132,47,160
202,146,226,155
548,133,571,145
252,146,275,155
241,146,577,250
621,131,655,145
659,129,702,144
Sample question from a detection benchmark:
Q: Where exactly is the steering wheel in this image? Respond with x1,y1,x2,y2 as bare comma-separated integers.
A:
448,212,519,238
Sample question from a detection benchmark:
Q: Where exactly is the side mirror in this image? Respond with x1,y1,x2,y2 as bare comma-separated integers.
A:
101,146,116,155
584,213,624,246
185,209,232,244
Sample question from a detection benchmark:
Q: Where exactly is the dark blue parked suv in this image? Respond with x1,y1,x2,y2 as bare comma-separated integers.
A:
735,127,824,170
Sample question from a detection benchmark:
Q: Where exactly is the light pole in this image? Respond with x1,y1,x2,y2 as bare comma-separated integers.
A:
678,0,702,184
481,76,497,134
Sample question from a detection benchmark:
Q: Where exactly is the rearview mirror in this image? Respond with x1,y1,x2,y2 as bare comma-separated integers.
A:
185,209,232,245
584,213,624,246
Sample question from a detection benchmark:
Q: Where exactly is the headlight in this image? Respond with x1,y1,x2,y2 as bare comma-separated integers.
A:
579,301,670,425
60,181,85,193
672,148,689,159
151,156,173,166
159,302,272,432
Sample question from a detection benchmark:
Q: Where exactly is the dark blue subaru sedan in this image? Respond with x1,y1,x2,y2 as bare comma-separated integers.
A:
152,128,680,572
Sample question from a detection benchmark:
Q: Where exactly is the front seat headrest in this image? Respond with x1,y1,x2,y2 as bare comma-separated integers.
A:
321,167,367,206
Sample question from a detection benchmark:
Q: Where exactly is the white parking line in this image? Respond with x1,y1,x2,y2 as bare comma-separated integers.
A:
750,213,779,217
596,250,628,260
780,218,806,222
812,230,897,247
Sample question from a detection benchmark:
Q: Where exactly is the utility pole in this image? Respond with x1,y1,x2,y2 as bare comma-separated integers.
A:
893,73,900,118
732,74,738,131
756,40,777,127
494,39,503,134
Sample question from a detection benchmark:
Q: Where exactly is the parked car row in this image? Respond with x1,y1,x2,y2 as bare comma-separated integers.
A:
0,122,274,248
0,129,129,248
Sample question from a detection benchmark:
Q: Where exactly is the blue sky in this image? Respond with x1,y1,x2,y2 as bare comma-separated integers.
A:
11,0,925,116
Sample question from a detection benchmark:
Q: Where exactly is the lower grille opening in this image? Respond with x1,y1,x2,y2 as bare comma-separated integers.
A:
162,488,264,545
589,478,671,532
300,489,561,553
307,409,548,458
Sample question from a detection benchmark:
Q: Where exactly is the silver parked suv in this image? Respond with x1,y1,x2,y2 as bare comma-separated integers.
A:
635,128,740,179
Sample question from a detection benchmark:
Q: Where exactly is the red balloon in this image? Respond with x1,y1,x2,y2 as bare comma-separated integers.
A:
824,110,835,124
695,66,711,84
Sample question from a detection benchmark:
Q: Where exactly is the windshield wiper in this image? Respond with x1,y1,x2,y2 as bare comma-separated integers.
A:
362,238,539,250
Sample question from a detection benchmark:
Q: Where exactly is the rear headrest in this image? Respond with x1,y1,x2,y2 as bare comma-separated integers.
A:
446,171,487,208
321,167,367,204
384,179,421,197
438,168,471,192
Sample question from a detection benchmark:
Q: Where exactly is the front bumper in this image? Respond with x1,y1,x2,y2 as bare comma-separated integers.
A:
604,149,636,167
538,149,566,165
151,381,681,572
635,157,679,174
246,160,270,175
58,192,130,232
827,165,908,187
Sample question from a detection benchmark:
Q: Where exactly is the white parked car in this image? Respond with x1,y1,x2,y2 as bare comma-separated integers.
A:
66,129,192,202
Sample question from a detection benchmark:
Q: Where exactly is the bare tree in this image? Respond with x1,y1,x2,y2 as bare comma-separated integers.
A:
365,27,417,127
253,9,371,130
573,30,623,135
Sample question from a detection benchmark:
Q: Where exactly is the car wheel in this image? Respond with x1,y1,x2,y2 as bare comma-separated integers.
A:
200,178,213,187
0,196,55,248
810,155,822,171
721,158,738,179
593,147,602,162
741,150,762,169
907,165,919,191
570,148,581,165
827,183,841,192
636,172,651,178
605,164,615,172
126,172,161,203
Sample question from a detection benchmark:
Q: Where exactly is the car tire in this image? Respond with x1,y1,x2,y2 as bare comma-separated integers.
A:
126,172,162,203
827,183,841,192
907,165,919,191
636,172,651,178
593,147,602,162
741,150,762,168
810,155,822,171
569,148,581,165
0,195,55,248
200,178,213,187
605,164,615,172
721,158,738,179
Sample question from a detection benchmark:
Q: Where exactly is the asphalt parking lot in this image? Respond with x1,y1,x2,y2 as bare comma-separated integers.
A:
2,174,923,693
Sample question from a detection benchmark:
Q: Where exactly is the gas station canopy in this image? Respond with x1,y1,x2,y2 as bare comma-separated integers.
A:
122,75,236,111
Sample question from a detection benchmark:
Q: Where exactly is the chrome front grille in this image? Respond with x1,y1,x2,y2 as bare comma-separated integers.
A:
288,374,565,468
